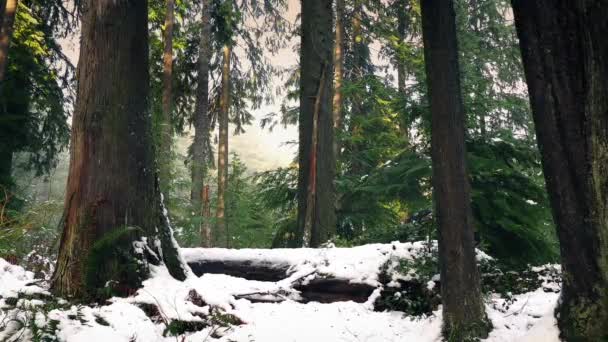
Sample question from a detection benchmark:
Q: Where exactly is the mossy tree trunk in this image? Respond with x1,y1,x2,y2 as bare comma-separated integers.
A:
294,0,336,248
51,0,187,301
420,0,489,339
216,44,231,247
191,0,213,247
511,1,608,340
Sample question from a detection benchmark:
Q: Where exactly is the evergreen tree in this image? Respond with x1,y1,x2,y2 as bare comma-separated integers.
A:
0,0,73,217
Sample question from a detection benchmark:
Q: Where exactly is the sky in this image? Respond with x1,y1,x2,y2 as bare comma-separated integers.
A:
60,0,301,173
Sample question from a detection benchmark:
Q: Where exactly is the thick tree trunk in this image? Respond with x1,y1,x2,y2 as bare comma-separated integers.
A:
420,0,489,339
332,0,344,159
0,0,17,85
159,0,175,194
51,0,187,301
294,0,335,248
511,1,608,340
216,44,231,247
191,0,213,247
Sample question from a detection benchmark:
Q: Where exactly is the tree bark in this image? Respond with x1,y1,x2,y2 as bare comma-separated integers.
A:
294,0,336,248
159,0,175,195
191,0,213,247
51,0,187,301
216,44,231,247
511,1,608,340
420,0,489,339
332,0,344,159
0,0,17,85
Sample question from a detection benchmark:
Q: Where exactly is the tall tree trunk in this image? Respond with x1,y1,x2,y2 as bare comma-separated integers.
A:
159,0,175,195
0,0,17,85
332,0,344,159
191,0,213,247
511,1,608,340
294,0,335,248
51,0,187,300
216,44,231,248
420,0,489,339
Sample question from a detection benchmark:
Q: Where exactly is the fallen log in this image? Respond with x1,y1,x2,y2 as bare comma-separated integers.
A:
187,259,290,282
293,277,375,304
180,243,440,310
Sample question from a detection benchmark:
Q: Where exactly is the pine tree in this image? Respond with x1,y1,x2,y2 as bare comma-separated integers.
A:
512,0,608,339
420,0,489,339
51,0,187,300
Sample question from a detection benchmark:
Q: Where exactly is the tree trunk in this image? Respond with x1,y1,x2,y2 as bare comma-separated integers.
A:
396,0,407,96
396,0,410,141
332,0,344,159
191,0,213,247
348,1,367,175
0,0,17,85
420,0,489,339
159,0,175,195
294,0,335,248
216,44,231,248
511,1,608,340
0,0,6,26
0,143,12,219
51,0,187,301
200,185,211,247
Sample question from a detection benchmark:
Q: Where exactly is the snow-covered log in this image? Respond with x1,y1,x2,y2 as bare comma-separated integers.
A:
181,242,437,304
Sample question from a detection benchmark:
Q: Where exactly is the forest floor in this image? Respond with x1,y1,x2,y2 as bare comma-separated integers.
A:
1,242,560,341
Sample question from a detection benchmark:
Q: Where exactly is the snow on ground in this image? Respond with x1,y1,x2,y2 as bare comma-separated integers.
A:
0,242,560,342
